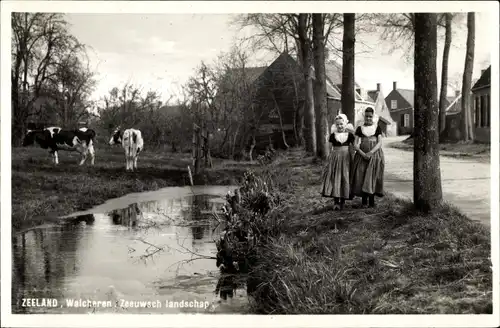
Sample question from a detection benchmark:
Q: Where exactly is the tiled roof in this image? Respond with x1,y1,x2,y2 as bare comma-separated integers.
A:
396,89,415,107
324,60,361,88
472,65,491,91
367,90,378,102
393,89,453,108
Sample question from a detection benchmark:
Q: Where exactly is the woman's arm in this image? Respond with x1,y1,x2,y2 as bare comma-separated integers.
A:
353,136,368,158
367,135,383,155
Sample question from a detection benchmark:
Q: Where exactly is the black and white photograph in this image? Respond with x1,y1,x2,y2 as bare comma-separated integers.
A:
1,1,499,327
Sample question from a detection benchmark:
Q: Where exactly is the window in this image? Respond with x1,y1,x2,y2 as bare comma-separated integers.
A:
391,100,398,109
404,114,410,128
474,96,480,126
477,96,482,127
487,94,490,127
481,95,486,127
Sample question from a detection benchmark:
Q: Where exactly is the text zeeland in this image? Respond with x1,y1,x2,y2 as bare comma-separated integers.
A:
21,298,59,307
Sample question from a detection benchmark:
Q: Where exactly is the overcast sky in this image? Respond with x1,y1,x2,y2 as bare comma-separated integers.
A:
64,12,493,104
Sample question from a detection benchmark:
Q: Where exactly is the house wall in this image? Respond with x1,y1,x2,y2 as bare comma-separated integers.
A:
441,113,462,142
385,90,414,135
472,87,491,143
385,90,412,112
382,121,398,137
329,98,377,127
390,108,414,135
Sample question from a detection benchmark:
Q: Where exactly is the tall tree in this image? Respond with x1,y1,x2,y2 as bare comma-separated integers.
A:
438,13,453,136
413,13,443,212
460,12,475,141
11,13,89,145
312,14,328,159
341,13,356,125
298,13,316,154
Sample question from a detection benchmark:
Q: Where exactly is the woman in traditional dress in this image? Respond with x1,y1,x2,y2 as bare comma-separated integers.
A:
320,114,355,210
350,107,385,207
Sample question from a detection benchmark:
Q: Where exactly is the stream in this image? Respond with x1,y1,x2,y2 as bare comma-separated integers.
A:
12,186,249,314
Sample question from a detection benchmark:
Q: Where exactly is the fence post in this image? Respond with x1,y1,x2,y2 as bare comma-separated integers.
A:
193,123,201,175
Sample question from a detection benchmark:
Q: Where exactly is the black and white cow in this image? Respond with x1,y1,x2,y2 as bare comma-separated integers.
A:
22,127,96,165
109,127,144,171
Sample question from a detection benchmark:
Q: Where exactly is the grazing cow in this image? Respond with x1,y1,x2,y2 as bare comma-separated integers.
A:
22,126,96,165
109,127,144,171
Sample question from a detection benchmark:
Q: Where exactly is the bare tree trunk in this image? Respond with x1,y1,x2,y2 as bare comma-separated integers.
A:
298,13,316,155
413,13,443,212
313,13,328,160
271,94,290,149
460,12,475,142
249,134,256,161
290,70,301,146
342,13,356,125
438,13,452,137
231,124,241,158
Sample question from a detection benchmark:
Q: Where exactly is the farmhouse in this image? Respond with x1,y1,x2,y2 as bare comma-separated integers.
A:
228,52,377,151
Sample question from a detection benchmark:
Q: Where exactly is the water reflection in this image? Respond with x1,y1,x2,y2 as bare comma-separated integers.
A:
12,219,88,311
109,204,140,227
11,186,245,314
191,226,205,240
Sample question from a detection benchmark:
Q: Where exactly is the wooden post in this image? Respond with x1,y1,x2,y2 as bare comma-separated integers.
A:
203,130,213,168
207,130,213,168
193,123,201,175
192,123,197,167
187,166,194,186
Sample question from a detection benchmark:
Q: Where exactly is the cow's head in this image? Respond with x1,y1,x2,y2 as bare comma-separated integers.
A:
22,130,36,147
109,127,122,145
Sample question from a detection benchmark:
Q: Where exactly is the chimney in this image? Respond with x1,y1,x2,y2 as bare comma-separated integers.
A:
455,90,460,97
376,83,381,92
393,81,397,90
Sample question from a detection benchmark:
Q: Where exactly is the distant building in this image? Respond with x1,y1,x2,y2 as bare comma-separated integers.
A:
441,68,488,143
471,66,491,143
318,60,376,127
441,89,465,142
385,81,454,135
384,82,415,135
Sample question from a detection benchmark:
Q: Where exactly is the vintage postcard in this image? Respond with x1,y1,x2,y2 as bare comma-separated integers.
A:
1,1,499,327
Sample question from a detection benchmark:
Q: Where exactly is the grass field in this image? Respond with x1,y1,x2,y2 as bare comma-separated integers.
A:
11,145,256,232
389,137,491,163
245,149,492,314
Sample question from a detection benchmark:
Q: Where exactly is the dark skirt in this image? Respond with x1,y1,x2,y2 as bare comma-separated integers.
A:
320,146,351,199
350,136,385,198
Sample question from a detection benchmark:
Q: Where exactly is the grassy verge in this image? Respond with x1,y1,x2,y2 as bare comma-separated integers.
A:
242,149,492,314
11,146,257,232
389,138,490,163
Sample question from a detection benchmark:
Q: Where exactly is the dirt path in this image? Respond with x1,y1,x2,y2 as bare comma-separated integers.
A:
383,136,491,227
